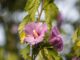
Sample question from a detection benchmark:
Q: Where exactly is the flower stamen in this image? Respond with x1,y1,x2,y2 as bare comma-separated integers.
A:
33,30,38,38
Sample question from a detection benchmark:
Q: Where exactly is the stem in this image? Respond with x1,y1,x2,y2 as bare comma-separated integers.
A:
30,45,35,60
38,0,44,22
30,45,32,58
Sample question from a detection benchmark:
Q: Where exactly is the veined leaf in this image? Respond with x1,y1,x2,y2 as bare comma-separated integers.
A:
72,27,80,56
36,50,44,60
25,0,40,21
25,0,35,10
18,15,30,43
46,48,61,60
20,45,31,60
19,31,26,44
72,27,80,43
42,48,54,60
37,48,61,60
18,15,30,33
43,0,54,8
44,1,59,30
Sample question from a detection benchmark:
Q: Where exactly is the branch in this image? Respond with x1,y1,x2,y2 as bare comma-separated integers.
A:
38,0,44,22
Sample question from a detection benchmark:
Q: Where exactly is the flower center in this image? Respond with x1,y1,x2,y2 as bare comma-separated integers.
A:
33,30,39,38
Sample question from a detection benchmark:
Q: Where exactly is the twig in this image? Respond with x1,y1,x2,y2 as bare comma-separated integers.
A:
30,45,32,57
38,0,44,22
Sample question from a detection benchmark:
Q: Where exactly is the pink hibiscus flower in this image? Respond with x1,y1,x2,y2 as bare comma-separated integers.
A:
24,22,47,45
49,26,63,51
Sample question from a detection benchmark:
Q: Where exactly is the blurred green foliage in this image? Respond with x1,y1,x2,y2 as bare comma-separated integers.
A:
0,0,80,60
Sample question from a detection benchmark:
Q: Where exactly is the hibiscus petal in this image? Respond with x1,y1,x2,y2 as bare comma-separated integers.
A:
24,36,35,45
24,22,36,35
52,26,60,36
49,26,63,51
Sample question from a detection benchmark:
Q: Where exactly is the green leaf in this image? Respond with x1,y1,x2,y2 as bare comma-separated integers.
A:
71,27,80,57
72,29,78,42
20,45,31,60
18,15,30,33
43,1,59,30
43,0,54,8
41,48,53,60
47,48,61,60
37,48,61,60
72,27,80,43
18,15,31,43
36,50,44,60
25,0,40,21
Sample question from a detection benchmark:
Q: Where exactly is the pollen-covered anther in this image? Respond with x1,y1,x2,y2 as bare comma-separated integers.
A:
33,30,39,38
